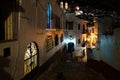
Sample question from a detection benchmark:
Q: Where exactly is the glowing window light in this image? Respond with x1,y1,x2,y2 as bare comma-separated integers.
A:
47,2,52,28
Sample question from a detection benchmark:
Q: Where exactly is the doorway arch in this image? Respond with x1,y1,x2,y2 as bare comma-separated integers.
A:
55,34,59,46
68,42,74,53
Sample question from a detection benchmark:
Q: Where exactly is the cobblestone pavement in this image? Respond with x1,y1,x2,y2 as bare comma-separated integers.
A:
36,61,107,80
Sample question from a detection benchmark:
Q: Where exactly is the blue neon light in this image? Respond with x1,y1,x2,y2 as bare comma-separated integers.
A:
47,2,52,28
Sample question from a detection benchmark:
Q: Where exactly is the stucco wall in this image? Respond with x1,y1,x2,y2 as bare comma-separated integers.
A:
0,0,65,80
95,17,120,71
0,41,18,79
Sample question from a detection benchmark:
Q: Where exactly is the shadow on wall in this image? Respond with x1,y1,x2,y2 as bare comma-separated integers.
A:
0,0,25,40
0,56,13,80
87,59,120,80
0,0,25,22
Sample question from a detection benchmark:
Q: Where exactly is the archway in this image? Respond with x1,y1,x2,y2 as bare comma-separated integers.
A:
55,34,59,46
66,42,74,60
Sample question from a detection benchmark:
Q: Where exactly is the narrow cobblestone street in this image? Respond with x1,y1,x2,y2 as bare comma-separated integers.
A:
36,61,106,80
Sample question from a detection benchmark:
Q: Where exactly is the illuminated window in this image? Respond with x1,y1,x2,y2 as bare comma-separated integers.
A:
47,2,52,28
0,13,13,40
55,15,60,29
5,13,13,40
24,42,38,75
0,12,18,41
46,35,53,52
66,21,73,30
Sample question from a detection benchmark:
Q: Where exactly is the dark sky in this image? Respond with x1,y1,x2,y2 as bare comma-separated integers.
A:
59,0,120,12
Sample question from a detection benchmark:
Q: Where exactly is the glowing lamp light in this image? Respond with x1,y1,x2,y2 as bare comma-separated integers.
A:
64,35,76,45
60,1,64,9
75,6,83,16
76,6,80,10
69,35,74,40
64,37,75,44
87,38,90,41
65,2,68,10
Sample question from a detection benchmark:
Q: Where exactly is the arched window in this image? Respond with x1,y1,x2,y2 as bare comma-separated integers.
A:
24,42,38,75
60,34,63,42
46,35,53,52
55,34,59,46
47,2,52,28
